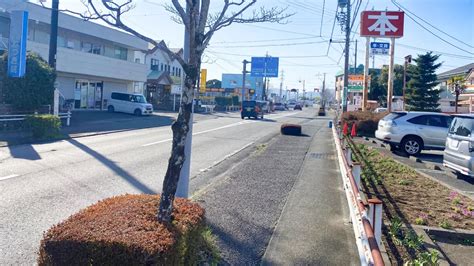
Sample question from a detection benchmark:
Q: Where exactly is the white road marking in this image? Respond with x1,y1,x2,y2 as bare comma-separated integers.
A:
0,174,19,181
141,111,300,147
199,141,255,173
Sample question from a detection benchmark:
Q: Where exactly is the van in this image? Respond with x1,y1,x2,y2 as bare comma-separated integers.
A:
444,115,474,177
241,100,264,119
108,92,153,116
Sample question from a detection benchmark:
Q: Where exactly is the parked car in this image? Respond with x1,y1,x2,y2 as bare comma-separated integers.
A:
108,92,153,116
294,103,303,110
241,100,264,119
444,115,474,177
375,112,452,155
274,102,286,111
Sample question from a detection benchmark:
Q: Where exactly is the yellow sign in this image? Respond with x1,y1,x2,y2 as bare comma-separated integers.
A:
200,69,207,93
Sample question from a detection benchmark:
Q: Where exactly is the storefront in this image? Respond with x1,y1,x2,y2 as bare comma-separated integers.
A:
74,80,104,109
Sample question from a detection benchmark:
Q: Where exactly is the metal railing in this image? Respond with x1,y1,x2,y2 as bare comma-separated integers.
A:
0,112,72,126
333,123,385,266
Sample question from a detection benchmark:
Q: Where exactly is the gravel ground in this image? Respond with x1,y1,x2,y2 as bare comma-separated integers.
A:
194,119,323,264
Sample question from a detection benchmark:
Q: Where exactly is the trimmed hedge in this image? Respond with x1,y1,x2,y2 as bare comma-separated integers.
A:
38,194,219,265
341,111,386,137
25,114,61,139
281,123,302,136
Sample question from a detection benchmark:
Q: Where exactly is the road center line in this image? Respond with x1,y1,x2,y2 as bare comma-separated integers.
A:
141,111,299,147
0,174,19,181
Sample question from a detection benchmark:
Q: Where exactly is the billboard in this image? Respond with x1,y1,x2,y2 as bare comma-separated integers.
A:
360,11,404,38
348,75,371,92
250,57,279,77
8,10,28,78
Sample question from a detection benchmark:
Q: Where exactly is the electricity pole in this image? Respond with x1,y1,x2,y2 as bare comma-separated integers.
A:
279,70,284,102
241,60,250,102
49,0,59,116
354,39,357,73
342,0,351,112
402,55,411,111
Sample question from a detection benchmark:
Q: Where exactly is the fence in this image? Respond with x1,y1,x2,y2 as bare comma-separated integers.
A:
0,112,72,126
333,122,385,266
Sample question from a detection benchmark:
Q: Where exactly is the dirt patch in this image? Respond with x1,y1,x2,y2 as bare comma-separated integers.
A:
348,139,474,264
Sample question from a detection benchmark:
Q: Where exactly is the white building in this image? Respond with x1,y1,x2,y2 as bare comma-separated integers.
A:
144,42,184,110
0,1,147,110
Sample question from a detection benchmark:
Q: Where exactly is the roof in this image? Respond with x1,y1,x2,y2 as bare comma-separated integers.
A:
437,63,474,81
147,70,173,84
439,89,455,100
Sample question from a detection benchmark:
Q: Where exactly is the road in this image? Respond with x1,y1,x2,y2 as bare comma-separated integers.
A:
0,108,318,264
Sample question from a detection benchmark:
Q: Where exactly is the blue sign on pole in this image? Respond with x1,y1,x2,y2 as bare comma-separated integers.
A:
8,10,28,78
250,57,279,77
370,42,390,56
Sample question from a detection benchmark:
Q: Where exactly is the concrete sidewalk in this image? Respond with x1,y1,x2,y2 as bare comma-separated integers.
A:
262,121,359,265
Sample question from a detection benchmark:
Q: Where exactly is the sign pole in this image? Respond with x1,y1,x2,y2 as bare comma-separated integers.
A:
363,37,370,111
387,37,395,112
241,60,249,103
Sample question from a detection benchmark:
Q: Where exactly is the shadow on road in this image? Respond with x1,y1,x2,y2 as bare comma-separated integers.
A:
6,143,41,160
67,138,156,194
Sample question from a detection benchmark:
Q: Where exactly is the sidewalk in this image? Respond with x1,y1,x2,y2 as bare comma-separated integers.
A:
193,115,358,264
262,120,359,265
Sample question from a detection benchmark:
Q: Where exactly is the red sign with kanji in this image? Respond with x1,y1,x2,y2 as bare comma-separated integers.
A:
360,11,404,38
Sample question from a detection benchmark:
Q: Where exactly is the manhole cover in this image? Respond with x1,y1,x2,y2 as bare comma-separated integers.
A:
308,153,334,160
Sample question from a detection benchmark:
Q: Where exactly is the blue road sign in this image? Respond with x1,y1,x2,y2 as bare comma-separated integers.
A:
250,57,279,77
370,42,389,56
8,10,28,78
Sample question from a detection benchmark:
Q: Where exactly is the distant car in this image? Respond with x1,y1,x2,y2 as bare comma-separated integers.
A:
287,101,296,110
241,100,264,120
108,92,153,116
444,115,474,177
374,107,388,113
375,112,452,155
304,100,314,107
294,103,303,110
274,102,285,111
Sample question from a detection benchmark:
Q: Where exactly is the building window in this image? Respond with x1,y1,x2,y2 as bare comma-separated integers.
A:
151,59,159,70
135,58,140,63
160,63,164,71
172,67,175,76
91,44,102,54
114,46,128,60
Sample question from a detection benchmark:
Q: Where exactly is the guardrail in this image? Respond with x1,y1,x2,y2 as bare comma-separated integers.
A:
333,123,385,266
0,112,72,126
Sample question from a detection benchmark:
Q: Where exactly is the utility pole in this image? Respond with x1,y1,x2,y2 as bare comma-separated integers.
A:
279,70,284,102
402,55,411,111
322,73,327,109
354,39,358,73
342,0,351,112
49,0,59,116
362,37,370,111
241,60,250,102
176,2,193,198
387,37,395,112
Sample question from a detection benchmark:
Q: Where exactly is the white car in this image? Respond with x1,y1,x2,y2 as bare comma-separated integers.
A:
374,107,387,113
287,101,296,110
107,92,153,116
375,112,452,155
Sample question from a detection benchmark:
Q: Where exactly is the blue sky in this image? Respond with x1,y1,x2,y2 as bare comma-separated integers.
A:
38,0,474,93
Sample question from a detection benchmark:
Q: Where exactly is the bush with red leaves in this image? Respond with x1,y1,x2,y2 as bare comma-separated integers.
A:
281,123,302,136
341,111,386,137
38,194,212,265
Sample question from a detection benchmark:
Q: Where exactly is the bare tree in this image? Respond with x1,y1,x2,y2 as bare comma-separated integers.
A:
56,0,292,223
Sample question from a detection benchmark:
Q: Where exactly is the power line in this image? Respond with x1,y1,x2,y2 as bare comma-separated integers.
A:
207,50,330,59
319,0,326,36
391,0,474,55
209,40,327,49
326,5,339,55
212,36,320,44
393,0,473,49
241,24,320,37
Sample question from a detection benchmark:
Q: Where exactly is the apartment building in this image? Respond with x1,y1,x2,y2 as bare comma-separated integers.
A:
0,1,147,110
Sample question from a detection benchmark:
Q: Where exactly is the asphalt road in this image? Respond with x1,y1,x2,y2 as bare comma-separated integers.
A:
0,108,319,264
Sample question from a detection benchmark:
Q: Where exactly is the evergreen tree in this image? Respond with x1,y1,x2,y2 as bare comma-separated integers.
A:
405,52,442,111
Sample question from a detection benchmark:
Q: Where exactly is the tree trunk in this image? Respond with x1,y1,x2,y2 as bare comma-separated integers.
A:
455,90,459,114
157,66,197,223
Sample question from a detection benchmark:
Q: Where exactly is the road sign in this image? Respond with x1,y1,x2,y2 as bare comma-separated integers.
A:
250,57,279,77
360,11,404,38
199,69,207,93
370,42,390,55
8,10,28,78
348,75,371,92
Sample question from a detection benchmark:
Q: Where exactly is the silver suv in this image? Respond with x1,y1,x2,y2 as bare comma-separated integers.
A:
444,115,474,177
375,112,452,155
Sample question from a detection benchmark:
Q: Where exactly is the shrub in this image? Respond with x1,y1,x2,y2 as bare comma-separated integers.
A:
281,123,302,136
1,52,56,112
341,111,386,137
215,96,233,106
38,194,219,265
25,114,61,139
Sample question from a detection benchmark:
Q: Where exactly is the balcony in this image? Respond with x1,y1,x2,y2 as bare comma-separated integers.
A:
27,41,147,82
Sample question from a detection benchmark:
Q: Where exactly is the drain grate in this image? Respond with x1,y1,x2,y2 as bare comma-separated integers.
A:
308,152,334,160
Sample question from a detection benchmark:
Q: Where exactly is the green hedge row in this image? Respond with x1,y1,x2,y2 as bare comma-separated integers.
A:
25,114,61,139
